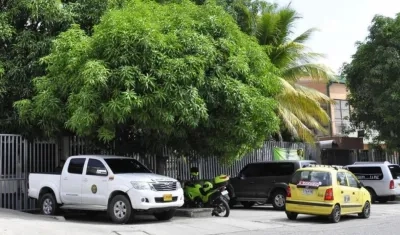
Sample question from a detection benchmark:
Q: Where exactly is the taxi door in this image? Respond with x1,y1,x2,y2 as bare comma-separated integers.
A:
345,172,363,212
336,172,353,214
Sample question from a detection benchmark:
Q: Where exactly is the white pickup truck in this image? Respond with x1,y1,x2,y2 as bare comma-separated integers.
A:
28,155,184,224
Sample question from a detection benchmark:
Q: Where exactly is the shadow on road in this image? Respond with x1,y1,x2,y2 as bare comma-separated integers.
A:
62,212,176,225
273,214,360,224
231,205,278,211
372,201,400,205
27,210,178,225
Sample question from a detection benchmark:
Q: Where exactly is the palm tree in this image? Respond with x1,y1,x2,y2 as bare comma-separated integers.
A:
255,3,335,143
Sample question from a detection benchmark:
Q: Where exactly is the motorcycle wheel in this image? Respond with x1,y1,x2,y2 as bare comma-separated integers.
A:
212,198,230,217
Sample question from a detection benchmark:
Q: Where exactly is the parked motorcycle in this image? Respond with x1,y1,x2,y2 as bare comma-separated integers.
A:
182,167,230,217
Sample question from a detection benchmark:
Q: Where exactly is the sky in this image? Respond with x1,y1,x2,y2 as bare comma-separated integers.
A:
272,0,400,74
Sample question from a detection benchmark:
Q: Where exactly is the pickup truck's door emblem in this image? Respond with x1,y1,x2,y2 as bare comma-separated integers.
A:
91,184,97,194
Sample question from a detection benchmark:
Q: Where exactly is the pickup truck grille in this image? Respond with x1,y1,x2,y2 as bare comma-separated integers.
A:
152,181,177,191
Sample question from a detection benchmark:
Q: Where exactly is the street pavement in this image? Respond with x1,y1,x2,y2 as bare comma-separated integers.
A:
1,202,400,235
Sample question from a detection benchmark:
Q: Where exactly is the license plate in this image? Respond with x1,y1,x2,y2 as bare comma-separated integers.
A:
303,188,314,195
163,194,173,201
221,190,228,195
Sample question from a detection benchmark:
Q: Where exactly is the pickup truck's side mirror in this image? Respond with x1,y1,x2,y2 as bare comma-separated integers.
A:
96,169,108,176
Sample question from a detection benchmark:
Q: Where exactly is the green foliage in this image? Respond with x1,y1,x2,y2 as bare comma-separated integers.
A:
344,14,400,148
15,0,281,161
0,0,111,136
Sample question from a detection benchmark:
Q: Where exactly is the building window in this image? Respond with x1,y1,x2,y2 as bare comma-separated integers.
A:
334,99,350,135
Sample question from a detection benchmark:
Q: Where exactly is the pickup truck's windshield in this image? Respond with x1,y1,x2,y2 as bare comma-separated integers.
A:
105,158,151,174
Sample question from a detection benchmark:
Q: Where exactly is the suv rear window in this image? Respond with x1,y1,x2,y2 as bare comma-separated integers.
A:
240,162,296,177
271,163,295,176
346,166,383,180
290,170,332,186
388,165,400,179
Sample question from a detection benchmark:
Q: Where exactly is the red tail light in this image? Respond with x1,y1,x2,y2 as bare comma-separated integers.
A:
287,186,291,197
324,188,334,200
390,180,395,189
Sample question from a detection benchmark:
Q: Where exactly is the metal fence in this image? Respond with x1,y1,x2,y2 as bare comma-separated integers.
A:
67,136,317,180
356,149,399,164
0,135,58,211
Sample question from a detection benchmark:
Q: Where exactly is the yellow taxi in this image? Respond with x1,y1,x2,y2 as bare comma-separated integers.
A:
285,165,371,223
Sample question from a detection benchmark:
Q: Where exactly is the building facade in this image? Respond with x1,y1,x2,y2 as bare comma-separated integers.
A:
297,76,378,165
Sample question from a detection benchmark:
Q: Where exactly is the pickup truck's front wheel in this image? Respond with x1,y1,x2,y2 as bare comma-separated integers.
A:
108,195,134,224
40,193,58,215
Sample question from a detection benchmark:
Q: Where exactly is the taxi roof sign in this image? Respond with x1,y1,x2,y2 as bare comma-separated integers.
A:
306,164,344,170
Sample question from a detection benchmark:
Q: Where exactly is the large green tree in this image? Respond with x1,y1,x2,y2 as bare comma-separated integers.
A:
221,1,334,142
344,14,400,148
0,0,109,136
15,0,282,161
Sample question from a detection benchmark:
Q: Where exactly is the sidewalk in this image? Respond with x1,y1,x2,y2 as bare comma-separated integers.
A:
0,208,285,235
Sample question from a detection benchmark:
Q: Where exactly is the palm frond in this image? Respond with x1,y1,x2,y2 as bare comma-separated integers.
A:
278,104,316,143
283,63,335,82
294,84,335,104
266,42,304,68
292,28,319,44
278,91,330,125
280,98,329,132
279,77,297,94
257,12,279,45
274,6,301,45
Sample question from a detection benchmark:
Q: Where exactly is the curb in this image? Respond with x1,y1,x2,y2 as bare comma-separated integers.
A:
0,209,66,221
175,208,213,218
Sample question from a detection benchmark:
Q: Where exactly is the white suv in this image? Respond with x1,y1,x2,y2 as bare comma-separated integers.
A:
344,161,400,203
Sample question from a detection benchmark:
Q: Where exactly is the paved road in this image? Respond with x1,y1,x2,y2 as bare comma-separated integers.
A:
1,202,400,235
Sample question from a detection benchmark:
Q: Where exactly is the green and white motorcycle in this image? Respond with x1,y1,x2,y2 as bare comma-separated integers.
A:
181,167,230,217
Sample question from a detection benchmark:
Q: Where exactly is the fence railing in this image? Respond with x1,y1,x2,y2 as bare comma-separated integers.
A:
0,135,58,211
67,136,317,180
356,149,399,164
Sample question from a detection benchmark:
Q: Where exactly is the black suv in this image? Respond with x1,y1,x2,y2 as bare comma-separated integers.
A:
228,160,317,210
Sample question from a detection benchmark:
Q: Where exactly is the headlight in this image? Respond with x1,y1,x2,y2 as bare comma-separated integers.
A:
176,181,182,189
131,181,156,191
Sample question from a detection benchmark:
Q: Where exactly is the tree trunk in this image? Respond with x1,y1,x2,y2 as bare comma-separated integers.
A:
278,132,283,142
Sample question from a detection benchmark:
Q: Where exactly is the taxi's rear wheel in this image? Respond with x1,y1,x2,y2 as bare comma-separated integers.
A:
358,201,371,218
286,211,298,220
328,204,341,223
